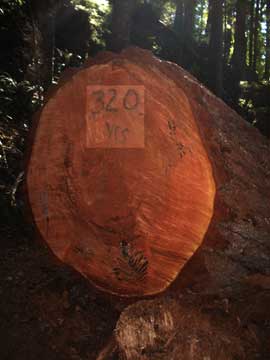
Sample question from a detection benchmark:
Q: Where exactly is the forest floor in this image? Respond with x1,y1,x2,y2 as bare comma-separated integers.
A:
0,225,120,360
2,224,270,360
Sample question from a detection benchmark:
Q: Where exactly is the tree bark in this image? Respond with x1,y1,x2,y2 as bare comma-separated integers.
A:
173,0,184,35
183,0,196,41
249,0,255,69
101,49,270,360
208,0,224,97
232,0,247,77
206,0,213,38
28,0,60,90
116,297,250,359
231,0,248,102
110,0,135,52
223,0,233,65
265,0,270,80
252,0,261,74
253,0,261,73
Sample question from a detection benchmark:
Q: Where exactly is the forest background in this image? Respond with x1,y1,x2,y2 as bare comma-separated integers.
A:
1,0,270,240
1,1,270,358
1,0,270,265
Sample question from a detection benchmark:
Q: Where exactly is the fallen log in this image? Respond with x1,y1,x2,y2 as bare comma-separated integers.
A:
26,48,216,297
26,47,270,301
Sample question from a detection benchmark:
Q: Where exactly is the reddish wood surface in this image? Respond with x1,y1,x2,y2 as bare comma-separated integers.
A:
26,48,216,297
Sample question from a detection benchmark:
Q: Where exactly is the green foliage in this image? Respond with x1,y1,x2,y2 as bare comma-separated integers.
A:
148,0,170,17
71,0,111,47
0,0,25,14
0,74,41,125
0,73,40,216
256,26,265,79
194,0,208,42
161,1,176,26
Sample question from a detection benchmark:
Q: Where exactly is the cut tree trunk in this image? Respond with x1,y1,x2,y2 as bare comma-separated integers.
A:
26,47,270,359
26,48,270,302
26,48,215,297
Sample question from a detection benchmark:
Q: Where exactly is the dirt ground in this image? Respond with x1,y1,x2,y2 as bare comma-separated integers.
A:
2,219,270,359
0,222,121,360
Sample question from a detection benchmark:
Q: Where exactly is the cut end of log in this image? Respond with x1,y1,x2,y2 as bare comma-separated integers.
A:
115,297,245,360
26,48,216,297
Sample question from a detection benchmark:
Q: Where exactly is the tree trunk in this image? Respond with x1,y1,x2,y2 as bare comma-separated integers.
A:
29,0,59,90
26,47,270,301
178,0,196,67
265,0,270,80
26,49,215,297
232,0,247,77
183,0,196,41
26,48,270,357
173,0,184,34
110,0,135,52
223,0,233,65
206,0,213,38
208,0,224,97
249,0,255,69
231,0,248,102
252,0,260,74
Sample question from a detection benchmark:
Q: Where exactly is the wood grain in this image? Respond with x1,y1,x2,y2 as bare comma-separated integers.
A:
26,49,215,296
